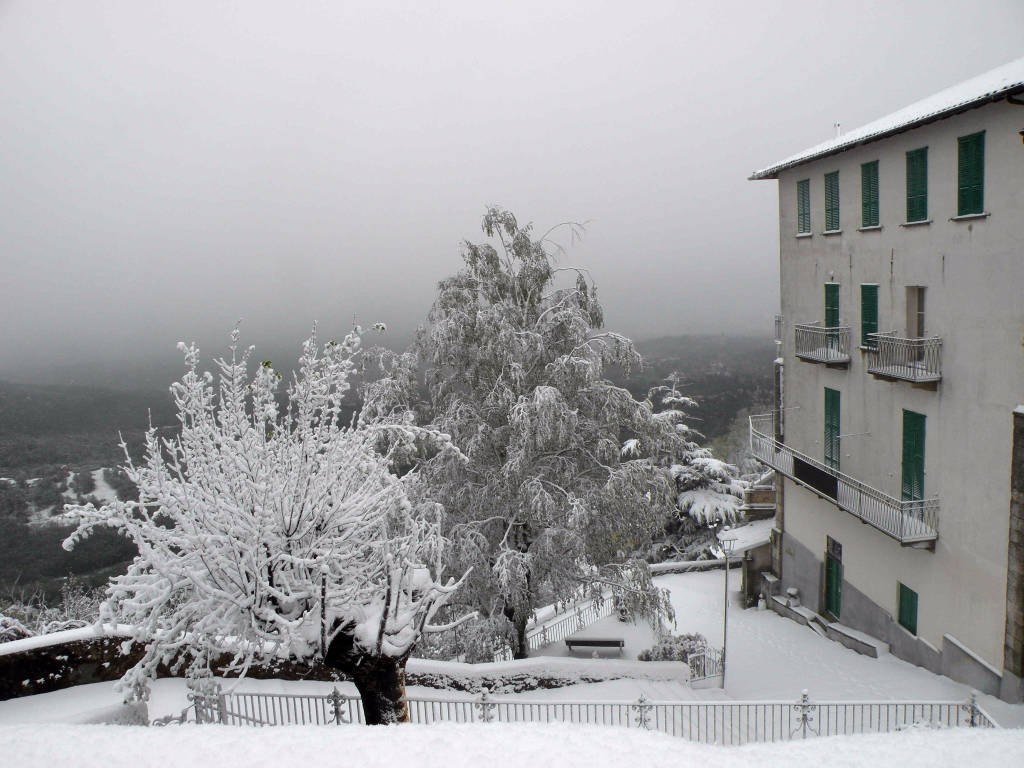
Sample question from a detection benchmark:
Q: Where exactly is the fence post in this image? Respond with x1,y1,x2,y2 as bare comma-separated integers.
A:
632,694,652,729
794,689,816,739
329,687,349,725
968,691,979,727
475,687,495,723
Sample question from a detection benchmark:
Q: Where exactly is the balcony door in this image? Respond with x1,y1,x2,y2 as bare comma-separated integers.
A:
901,410,926,502
824,388,841,471
825,283,840,327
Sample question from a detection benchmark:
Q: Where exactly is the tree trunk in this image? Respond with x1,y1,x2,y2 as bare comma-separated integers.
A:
324,630,410,725
503,604,530,660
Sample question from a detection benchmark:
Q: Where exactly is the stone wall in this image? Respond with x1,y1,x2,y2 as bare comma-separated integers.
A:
1001,410,1024,701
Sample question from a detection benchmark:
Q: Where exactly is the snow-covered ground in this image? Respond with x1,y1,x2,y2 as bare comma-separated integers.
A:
3,568,1023,728
0,722,1021,768
651,568,1024,727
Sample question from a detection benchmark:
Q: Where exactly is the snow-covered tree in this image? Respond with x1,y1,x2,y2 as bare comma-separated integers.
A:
647,376,745,527
63,327,467,724
363,207,703,656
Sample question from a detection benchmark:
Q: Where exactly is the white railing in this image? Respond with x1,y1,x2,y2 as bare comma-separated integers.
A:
748,414,938,545
492,594,616,661
687,646,723,683
866,332,942,383
181,686,996,744
794,322,851,364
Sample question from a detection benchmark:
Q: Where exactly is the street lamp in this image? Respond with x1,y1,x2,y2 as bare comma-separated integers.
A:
720,532,737,689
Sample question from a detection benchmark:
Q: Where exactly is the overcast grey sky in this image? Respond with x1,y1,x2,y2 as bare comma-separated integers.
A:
1,0,1022,378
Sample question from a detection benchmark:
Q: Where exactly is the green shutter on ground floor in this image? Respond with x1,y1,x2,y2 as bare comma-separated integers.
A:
898,582,918,635
825,555,842,619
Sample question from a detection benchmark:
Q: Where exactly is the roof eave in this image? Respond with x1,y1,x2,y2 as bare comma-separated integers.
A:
748,85,1024,181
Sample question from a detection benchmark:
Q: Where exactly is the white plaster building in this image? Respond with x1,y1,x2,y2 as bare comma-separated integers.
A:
749,58,1024,702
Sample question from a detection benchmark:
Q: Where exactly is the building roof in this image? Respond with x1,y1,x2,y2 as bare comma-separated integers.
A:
750,56,1024,180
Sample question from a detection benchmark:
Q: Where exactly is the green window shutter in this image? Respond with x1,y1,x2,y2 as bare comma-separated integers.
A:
906,147,928,222
898,583,918,634
860,284,878,348
901,410,926,502
797,179,810,233
861,161,879,227
824,388,841,471
957,132,984,216
824,283,840,327
824,171,840,231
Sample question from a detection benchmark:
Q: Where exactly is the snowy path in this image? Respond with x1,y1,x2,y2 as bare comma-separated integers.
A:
655,569,1024,726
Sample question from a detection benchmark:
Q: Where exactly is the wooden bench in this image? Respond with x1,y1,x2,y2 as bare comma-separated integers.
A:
564,638,624,655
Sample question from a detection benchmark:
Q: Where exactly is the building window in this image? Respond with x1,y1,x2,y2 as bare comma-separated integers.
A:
797,179,811,234
957,131,985,216
898,582,918,635
860,284,878,349
861,161,879,227
824,388,840,471
824,171,840,231
906,286,925,338
901,410,926,502
906,147,928,222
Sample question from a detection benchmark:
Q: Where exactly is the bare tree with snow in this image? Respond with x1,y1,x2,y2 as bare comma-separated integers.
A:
363,207,727,656
63,327,467,724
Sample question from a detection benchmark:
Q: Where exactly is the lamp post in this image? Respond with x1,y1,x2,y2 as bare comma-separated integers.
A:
720,532,737,690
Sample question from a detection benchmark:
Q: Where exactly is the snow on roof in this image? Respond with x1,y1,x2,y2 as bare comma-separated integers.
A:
750,56,1024,180
717,518,773,554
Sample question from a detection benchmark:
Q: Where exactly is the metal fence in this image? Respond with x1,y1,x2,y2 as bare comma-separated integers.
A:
865,332,942,383
794,322,851,364
748,413,939,545
179,686,996,745
687,646,723,684
492,594,616,661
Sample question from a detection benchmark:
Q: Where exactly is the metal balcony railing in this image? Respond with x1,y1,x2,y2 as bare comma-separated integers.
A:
794,322,851,365
865,332,942,383
748,414,938,546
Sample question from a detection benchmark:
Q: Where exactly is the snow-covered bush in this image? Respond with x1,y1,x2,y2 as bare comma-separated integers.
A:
0,613,33,643
636,632,707,662
0,578,103,641
62,327,468,724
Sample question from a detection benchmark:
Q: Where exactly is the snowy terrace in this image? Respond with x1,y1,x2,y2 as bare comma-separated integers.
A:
748,414,939,546
793,323,851,366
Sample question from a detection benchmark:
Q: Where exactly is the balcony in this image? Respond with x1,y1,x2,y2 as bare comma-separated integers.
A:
865,332,942,384
748,414,938,547
794,322,851,366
